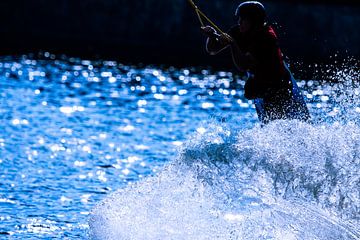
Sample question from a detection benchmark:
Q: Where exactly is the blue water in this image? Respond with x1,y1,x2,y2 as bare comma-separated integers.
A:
0,54,359,239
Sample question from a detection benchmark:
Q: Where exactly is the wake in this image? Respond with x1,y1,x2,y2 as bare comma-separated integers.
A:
89,120,360,240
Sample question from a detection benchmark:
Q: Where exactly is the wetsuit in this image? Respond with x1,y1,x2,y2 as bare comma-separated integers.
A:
229,24,310,123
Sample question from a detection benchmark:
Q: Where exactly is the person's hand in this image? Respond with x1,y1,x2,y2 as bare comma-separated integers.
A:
218,33,233,45
200,26,218,38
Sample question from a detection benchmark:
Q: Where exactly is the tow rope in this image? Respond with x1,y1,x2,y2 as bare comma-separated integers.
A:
187,0,225,35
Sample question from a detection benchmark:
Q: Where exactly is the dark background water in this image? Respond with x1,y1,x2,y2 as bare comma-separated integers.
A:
1,0,359,78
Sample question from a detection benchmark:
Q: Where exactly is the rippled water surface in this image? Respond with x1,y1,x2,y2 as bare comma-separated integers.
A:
0,55,359,239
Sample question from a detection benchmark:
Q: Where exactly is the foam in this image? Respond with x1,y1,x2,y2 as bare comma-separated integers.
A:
89,120,360,239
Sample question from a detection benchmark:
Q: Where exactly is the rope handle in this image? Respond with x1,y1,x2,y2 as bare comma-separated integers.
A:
187,0,225,35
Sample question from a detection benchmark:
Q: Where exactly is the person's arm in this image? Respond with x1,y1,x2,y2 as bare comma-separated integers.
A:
201,26,230,55
201,26,254,72
205,35,229,55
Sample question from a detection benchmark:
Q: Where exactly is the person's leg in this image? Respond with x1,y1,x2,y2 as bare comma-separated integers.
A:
254,98,269,124
289,72,311,122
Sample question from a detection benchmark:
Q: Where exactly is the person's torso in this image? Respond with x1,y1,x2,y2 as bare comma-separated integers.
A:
229,25,288,89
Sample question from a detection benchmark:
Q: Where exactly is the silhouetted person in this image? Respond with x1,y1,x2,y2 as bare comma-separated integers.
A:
201,1,310,124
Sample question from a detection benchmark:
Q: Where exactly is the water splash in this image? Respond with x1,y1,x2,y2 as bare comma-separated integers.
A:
89,120,360,239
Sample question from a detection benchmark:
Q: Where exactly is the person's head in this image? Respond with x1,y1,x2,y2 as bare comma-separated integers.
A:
235,1,266,32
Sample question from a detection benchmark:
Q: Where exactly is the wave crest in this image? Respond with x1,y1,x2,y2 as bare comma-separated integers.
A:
90,120,360,239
